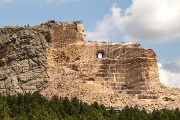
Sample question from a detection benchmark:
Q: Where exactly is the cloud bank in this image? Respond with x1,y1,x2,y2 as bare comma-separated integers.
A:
86,6,122,42
86,0,180,43
159,58,180,87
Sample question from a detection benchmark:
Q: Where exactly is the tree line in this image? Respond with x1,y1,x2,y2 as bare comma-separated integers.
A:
0,92,180,120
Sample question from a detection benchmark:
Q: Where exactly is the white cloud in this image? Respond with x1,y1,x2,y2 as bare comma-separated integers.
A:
86,0,180,43
159,58,180,88
86,5,122,42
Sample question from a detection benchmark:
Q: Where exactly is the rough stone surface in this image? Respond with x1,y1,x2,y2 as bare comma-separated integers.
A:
0,20,180,111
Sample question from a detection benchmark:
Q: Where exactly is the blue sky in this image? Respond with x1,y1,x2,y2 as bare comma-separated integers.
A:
0,0,180,87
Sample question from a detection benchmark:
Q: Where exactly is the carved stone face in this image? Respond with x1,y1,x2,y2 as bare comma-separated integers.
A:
77,23,86,40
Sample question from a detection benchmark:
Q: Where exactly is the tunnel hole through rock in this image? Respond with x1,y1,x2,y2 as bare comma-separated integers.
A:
97,51,104,59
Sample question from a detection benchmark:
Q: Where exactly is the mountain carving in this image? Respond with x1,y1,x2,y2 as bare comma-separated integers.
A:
0,20,180,111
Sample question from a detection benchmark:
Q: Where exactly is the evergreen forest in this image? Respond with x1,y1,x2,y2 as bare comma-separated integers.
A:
0,92,180,120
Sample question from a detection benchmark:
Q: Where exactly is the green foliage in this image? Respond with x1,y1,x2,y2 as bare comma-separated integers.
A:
0,93,180,120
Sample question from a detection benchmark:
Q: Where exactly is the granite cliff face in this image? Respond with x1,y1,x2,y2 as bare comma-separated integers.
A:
0,25,49,94
0,20,180,111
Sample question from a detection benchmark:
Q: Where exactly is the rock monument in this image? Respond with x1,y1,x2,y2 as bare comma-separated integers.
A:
0,20,180,111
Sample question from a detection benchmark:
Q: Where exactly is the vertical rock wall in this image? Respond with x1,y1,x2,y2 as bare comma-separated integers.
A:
0,26,49,95
71,42,159,91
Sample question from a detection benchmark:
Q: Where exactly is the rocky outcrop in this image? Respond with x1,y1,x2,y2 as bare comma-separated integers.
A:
0,20,180,111
0,25,50,95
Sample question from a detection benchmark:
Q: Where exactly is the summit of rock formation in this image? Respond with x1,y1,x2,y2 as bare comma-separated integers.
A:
0,20,180,111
